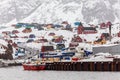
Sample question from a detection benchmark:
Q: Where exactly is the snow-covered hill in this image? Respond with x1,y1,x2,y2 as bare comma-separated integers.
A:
0,0,120,25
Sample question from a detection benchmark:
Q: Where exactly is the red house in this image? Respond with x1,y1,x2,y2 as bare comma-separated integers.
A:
83,27,97,34
77,25,97,34
100,21,112,29
72,35,82,42
118,32,120,37
100,23,106,29
69,42,79,47
101,33,110,40
77,26,84,34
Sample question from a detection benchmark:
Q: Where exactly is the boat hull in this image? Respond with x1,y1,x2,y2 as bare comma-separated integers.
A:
23,64,46,70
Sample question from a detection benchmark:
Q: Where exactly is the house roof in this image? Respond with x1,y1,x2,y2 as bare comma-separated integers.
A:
83,27,97,31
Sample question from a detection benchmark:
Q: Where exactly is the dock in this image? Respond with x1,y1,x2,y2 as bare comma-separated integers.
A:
2,59,120,71
1,60,23,67
45,60,120,71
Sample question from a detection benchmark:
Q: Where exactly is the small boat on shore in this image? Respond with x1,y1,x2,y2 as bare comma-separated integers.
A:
22,61,46,70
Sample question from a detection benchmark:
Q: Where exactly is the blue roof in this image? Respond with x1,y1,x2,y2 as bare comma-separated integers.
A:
74,22,82,26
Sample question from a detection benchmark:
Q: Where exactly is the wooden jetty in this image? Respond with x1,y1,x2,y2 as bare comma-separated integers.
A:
45,58,120,71
1,60,23,67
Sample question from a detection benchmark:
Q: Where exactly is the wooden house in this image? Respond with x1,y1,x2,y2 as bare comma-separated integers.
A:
22,28,32,33
77,26,84,34
46,24,54,29
12,30,19,34
83,27,97,34
100,21,112,29
77,26,97,34
71,35,82,43
100,23,107,29
101,33,110,40
2,31,11,35
118,32,120,37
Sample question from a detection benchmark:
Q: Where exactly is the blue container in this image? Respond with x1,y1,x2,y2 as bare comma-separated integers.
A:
64,57,70,60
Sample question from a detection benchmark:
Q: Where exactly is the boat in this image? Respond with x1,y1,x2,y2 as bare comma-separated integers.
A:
22,61,46,70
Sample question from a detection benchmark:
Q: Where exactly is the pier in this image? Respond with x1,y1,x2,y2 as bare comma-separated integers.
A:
45,60,120,71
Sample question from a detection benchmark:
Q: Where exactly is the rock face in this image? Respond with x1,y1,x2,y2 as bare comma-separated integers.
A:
0,0,120,24
82,0,115,23
0,43,13,60
2,43,13,60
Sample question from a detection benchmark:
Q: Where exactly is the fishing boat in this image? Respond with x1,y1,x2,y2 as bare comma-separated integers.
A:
22,61,46,70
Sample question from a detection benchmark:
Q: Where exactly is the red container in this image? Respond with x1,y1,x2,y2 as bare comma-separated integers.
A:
72,58,78,61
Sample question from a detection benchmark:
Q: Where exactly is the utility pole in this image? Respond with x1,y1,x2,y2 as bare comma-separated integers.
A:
109,24,111,41
107,22,112,42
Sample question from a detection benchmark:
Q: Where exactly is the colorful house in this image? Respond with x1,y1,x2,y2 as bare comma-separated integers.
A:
71,35,82,43
118,32,120,37
101,33,110,40
100,22,106,29
83,27,97,34
77,22,97,34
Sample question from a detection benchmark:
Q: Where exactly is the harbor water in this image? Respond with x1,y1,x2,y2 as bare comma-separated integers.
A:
0,66,120,80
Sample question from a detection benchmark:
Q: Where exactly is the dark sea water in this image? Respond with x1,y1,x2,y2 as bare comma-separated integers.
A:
0,66,120,80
